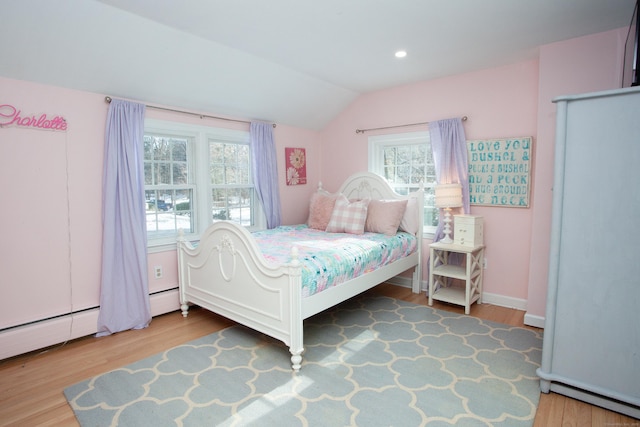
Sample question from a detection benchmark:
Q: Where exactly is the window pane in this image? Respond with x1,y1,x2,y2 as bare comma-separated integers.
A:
171,140,187,162
143,135,190,185
209,139,254,227
172,162,188,185
173,189,192,220
396,146,411,165
395,165,411,183
225,164,238,184
210,143,251,185
153,137,171,161
143,136,157,160
371,133,438,229
157,163,170,185
223,143,238,164
211,188,229,220
209,143,225,185
145,189,193,238
143,132,193,240
144,163,153,186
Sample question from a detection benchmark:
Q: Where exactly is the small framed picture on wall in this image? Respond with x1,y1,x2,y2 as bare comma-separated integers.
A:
285,147,306,185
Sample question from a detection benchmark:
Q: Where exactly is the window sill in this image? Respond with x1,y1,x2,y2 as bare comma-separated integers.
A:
422,231,435,241
148,242,178,254
147,233,199,253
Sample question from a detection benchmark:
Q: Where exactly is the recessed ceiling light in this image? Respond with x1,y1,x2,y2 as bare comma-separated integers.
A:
395,50,407,58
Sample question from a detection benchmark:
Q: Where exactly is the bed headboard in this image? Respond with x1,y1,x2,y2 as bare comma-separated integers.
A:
334,172,424,240
338,172,409,200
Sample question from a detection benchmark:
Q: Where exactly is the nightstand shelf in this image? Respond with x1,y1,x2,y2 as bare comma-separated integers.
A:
432,264,467,280
428,242,484,315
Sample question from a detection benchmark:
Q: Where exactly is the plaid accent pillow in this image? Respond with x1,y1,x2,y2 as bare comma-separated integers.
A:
325,194,370,234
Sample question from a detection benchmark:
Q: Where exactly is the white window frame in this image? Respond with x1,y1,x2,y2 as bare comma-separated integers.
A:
145,119,265,252
207,134,262,230
368,131,438,238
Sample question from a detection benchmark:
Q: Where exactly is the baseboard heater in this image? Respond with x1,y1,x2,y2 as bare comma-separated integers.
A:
0,288,180,361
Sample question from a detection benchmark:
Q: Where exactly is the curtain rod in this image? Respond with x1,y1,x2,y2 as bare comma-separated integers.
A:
104,96,276,128
355,116,467,134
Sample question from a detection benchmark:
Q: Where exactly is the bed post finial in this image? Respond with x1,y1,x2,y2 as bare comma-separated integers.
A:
290,246,300,266
317,181,323,191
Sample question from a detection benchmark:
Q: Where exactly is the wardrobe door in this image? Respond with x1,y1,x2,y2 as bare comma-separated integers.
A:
538,87,640,418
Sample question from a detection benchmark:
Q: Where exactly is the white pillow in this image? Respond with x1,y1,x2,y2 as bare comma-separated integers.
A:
398,197,419,235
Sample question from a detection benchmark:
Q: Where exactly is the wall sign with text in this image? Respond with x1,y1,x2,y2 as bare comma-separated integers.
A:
0,104,67,131
466,137,532,207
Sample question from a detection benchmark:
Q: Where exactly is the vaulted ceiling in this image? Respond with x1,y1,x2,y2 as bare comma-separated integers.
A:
1,0,635,129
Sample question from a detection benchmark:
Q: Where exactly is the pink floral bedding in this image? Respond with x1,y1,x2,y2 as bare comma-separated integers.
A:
252,224,417,297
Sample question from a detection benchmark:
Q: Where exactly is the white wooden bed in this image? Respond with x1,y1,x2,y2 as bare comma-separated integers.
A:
177,172,423,370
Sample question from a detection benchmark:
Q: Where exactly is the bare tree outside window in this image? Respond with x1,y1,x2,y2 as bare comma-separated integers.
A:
144,134,193,238
370,132,438,232
209,141,254,227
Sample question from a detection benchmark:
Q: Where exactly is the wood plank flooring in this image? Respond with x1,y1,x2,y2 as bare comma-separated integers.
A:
0,283,637,426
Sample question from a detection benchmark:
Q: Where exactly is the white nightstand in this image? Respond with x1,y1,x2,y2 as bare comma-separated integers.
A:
428,242,484,315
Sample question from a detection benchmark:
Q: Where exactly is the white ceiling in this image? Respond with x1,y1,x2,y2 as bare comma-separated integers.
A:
1,0,635,130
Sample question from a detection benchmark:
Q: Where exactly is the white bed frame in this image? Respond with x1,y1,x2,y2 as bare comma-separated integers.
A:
177,172,423,370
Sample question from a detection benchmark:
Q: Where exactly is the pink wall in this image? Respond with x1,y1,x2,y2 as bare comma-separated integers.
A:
525,28,626,323
1,79,106,329
320,28,628,318
0,26,628,358
0,76,320,358
320,60,540,307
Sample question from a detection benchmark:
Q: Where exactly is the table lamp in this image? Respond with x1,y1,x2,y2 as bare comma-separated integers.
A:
435,183,463,244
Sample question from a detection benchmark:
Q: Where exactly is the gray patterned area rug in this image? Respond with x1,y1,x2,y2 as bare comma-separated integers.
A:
64,296,542,426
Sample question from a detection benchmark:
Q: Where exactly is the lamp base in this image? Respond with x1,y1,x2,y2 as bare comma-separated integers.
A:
441,208,454,244
440,235,454,244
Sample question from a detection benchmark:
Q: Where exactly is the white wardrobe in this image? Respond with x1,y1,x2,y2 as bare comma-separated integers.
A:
537,87,640,418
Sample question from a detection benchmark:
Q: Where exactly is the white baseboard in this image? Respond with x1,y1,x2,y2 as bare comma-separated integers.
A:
150,289,181,316
480,291,527,311
386,276,416,290
1,283,544,361
388,280,546,327
523,312,546,328
0,289,180,361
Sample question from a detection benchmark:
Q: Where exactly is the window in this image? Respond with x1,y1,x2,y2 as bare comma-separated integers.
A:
368,131,438,235
144,133,194,240
209,139,254,227
144,119,263,249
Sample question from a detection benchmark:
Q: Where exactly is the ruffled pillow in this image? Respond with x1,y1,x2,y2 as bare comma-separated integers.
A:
307,192,338,230
325,194,370,234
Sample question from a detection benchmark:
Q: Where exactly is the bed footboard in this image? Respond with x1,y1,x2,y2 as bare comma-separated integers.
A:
177,221,304,370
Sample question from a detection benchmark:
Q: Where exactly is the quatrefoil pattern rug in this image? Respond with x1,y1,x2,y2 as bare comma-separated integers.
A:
65,296,542,426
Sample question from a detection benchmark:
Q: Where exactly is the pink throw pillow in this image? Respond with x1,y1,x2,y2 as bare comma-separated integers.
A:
325,195,370,234
307,192,338,230
365,199,409,236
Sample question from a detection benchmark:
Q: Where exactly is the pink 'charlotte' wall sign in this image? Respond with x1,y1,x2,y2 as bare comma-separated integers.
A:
0,104,67,131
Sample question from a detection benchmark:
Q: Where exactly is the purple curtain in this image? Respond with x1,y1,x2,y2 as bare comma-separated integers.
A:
96,99,151,337
250,122,282,229
429,117,470,243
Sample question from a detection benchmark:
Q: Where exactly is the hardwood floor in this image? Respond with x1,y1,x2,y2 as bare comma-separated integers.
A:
0,283,637,426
